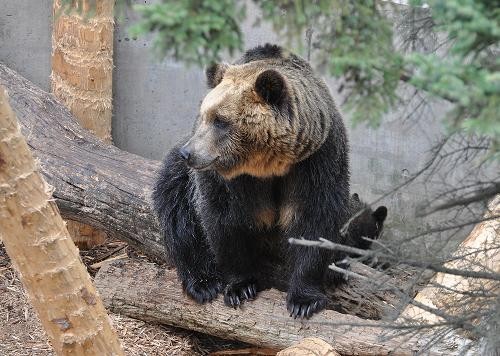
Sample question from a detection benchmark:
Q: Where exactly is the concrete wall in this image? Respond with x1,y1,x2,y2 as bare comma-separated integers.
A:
0,1,452,239
111,0,280,160
0,0,52,91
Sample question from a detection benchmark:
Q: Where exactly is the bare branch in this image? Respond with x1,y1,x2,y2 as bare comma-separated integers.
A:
418,183,500,216
289,238,500,281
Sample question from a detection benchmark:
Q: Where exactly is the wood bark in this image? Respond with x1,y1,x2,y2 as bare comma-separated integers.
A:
52,0,114,142
0,86,124,355
94,258,476,355
52,0,115,249
0,62,432,319
66,219,107,249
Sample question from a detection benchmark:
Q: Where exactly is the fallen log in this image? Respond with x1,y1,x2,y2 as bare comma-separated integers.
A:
95,258,477,355
0,62,165,261
0,62,423,320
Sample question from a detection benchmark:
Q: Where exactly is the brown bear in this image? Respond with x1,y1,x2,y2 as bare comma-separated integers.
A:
153,44,350,319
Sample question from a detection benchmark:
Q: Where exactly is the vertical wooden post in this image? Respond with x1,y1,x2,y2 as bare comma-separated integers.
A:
0,86,124,355
52,0,115,248
52,0,114,142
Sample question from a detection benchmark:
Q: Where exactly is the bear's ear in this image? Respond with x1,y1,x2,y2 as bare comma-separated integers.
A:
255,69,289,109
206,63,229,88
351,193,360,202
373,206,387,223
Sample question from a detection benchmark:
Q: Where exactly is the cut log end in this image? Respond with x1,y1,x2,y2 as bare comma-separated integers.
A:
277,338,340,356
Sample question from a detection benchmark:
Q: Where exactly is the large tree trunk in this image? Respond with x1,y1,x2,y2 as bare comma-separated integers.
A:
94,258,475,355
52,0,115,249
0,86,123,355
0,62,430,320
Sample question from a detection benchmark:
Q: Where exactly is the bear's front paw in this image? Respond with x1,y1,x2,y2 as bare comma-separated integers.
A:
183,276,222,304
286,289,327,319
223,279,258,309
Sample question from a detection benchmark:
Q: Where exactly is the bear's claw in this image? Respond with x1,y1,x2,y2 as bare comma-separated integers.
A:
223,280,257,308
286,292,327,319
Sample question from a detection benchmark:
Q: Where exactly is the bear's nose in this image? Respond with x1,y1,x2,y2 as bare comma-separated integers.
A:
179,145,191,161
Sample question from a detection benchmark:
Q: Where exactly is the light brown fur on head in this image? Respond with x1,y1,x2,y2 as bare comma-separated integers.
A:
188,57,332,180
198,63,299,179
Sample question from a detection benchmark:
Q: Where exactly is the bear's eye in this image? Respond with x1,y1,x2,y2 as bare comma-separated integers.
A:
213,116,230,130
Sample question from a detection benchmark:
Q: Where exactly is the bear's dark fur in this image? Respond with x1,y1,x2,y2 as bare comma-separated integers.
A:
153,44,350,319
348,193,387,251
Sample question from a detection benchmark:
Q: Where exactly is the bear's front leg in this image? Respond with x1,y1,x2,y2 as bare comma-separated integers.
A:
208,230,259,308
280,137,350,319
286,242,331,319
152,148,222,304
179,255,222,304
159,207,222,305
282,188,349,318
285,202,349,319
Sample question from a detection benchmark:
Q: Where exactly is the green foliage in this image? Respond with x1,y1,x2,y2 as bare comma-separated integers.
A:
128,0,245,66
407,0,500,153
59,0,500,154
256,0,499,153
256,1,405,127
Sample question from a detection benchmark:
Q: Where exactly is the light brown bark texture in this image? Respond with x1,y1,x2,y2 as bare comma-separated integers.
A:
0,62,434,320
0,86,124,355
400,196,500,324
66,219,107,248
95,258,476,355
52,0,114,249
52,0,114,142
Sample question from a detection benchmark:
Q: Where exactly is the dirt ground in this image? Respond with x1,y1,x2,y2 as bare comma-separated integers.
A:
0,241,246,356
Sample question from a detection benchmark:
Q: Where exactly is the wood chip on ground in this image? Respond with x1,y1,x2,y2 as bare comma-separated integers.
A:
0,241,247,355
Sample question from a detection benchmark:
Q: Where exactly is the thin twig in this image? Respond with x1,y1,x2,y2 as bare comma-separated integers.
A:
289,238,500,281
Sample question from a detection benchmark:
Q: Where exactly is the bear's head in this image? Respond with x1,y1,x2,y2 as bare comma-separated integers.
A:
348,193,388,250
179,51,333,180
